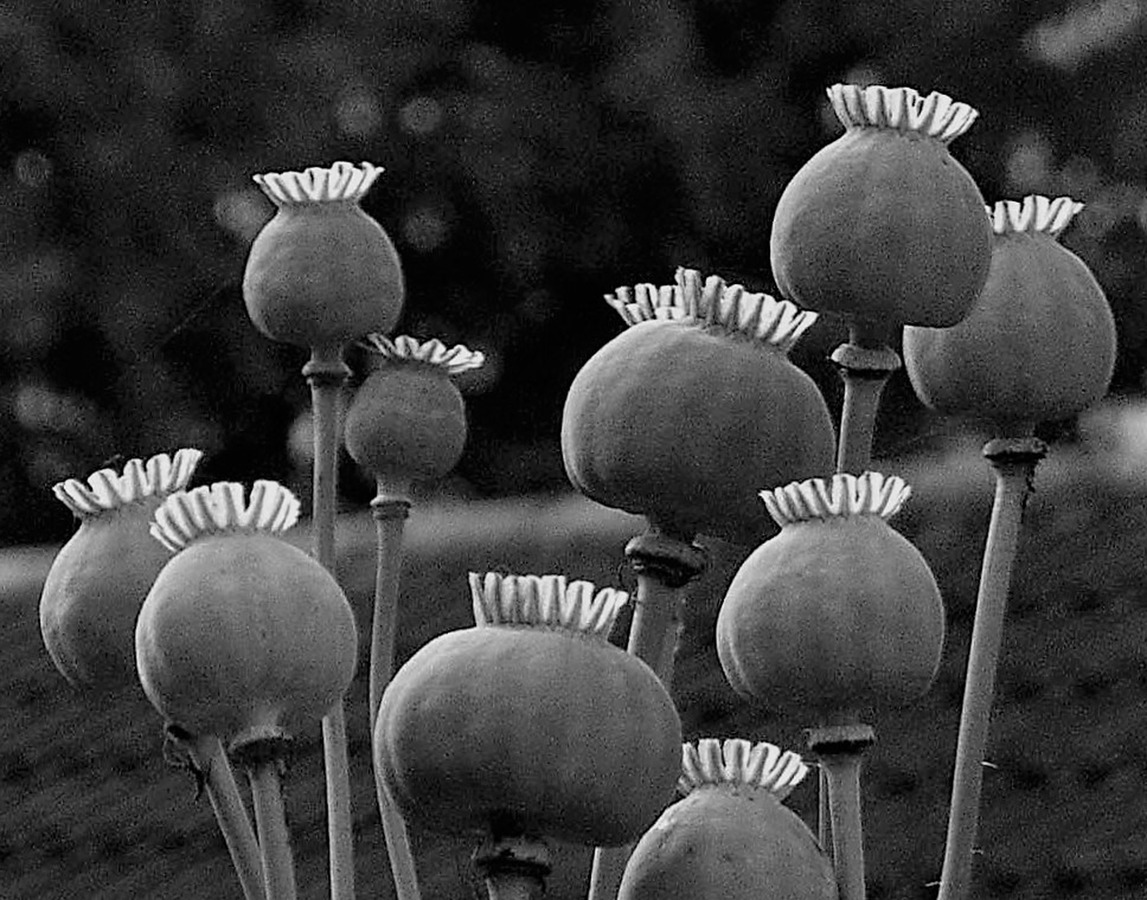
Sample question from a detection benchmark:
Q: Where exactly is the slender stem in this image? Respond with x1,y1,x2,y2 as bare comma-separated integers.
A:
474,835,550,900
818,767,832,859
369,481,412,725
368,478,422,900
622,524,707,683
938,436,1047,900
249,760,299,900
303,344,356,900
820,329,898,851
374,777,422,900
587,524,706,900
831,334,902,475
184,735,266,900
809,724,874,900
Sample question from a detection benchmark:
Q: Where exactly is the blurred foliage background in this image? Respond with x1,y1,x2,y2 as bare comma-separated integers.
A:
2,0,1146,544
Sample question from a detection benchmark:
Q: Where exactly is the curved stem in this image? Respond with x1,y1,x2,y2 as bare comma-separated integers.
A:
809,724,874,900
588,523,706,900
938,436,1047,900
368,478,421,900
374,778,422,900
248,760,298,900
831,336,901,475
183,735,265,900
303,344,356,900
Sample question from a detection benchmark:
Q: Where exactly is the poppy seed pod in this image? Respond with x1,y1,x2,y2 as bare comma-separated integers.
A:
375,572,682,847
39,448,203,691
620,739,837,900
903,196,1117,431
242,161,404,349
344,334,484,488
716,472,944,725
561,268,835,546
771,85,992,328
135,481,357,754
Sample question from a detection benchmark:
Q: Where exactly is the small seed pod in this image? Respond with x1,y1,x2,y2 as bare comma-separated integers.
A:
344,335,484,492
716,472,944,724
375,572,682,847
561,268,835,546
903,196,1117,432
620,739,837,900
770,84,992,328
242,161,404,349
39,449,203,691
135,481,357,755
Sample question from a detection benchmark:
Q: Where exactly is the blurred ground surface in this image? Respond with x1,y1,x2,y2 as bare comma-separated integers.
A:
3,442,1147,899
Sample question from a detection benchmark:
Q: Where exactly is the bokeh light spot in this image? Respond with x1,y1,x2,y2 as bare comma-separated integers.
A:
399,96,444,136
214,189,272,242
403,204,451,252
336,89,384,139
14,150,52,188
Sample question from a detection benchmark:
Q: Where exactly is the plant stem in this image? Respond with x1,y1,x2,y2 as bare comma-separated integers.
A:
248,759,299,900
587,523,706,900
474,835,551,900
937,436,1047,900
831,326,901,475
183,735,265,900
369,480,411,725
821,325,897,853
368,478,421,900
303,344,356,900
808,724,874,900
818,767,832,860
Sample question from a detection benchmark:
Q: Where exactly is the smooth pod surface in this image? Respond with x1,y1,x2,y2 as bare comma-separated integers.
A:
375,625,682,846
771,109,991,328
620,786,837,900
903,227,1116,429
345,364,467,482
40,500,171,690
717,516,944,722
562,321,835,546
136,533,358,742
243,201,404,348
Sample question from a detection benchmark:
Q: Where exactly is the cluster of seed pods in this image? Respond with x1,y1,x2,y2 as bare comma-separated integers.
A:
35,79,1119,900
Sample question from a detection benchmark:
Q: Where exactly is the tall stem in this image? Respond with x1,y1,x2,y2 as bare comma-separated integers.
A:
809,724,874,900
368,479,422,900
475,835,551,900
831,325,901,475
248,759,299,900
303,345,356,900
369,481,411,724
938,436,1047,900
587,523,706,900
184,734,265,900
821,326,898,854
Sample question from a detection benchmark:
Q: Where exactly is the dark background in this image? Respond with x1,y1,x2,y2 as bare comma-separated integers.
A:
3,0,1146,544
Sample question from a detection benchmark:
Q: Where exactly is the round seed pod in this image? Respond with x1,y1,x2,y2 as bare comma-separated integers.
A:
344,335,484,493
39,449,203,691
903,196,1117,432
620,739,837,900
375,572,682,847
135,481,357,754
771,85,992,329
242,161,404,349
716,473,944,725
561,268,835,546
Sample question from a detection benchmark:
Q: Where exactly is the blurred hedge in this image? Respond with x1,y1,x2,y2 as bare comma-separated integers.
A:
2,0,1146,544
